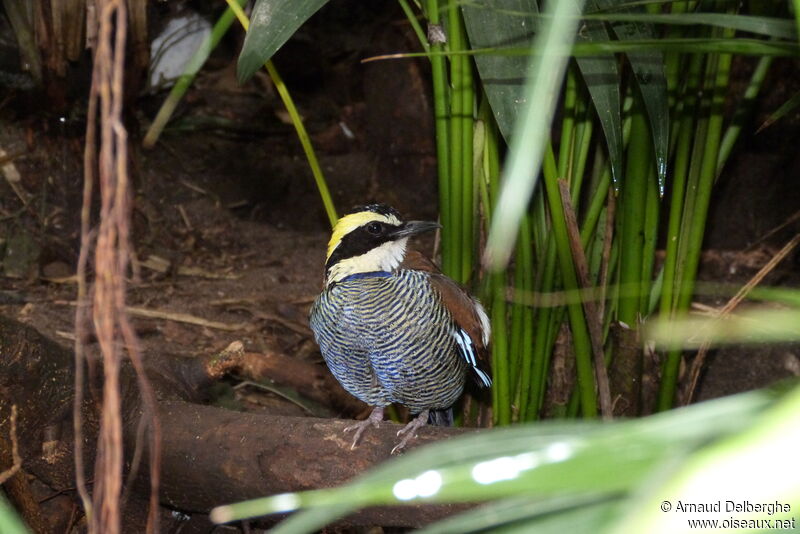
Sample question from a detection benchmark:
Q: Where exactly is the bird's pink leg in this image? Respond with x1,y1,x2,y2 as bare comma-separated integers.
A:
391,409,430,455
344,406,385,450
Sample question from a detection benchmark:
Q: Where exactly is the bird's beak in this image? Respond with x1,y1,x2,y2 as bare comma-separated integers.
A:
391,220,441,238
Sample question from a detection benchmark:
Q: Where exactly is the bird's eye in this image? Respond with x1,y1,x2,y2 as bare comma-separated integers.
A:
366,222,383,235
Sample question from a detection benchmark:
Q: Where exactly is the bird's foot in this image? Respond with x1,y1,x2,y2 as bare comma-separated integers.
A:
391,409,430,455
344,406,384,450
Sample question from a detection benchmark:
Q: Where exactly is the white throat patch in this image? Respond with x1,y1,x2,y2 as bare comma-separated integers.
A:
327,238,408,285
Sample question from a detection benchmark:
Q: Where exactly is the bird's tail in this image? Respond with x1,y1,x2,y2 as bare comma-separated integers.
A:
427,408,454,426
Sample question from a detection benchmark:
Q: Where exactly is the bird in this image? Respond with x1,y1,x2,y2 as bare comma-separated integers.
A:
309,203,492,453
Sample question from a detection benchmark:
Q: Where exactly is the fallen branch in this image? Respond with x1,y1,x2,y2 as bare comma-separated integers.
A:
0,315,475,529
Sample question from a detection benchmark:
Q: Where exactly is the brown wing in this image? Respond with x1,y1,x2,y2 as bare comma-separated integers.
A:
428,272,493,388
400,249,442,273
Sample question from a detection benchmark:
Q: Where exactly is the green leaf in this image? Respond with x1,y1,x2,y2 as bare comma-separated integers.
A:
615,385,800,533
593,0,669,189
462,0,540,142
575,6,623,184
236,0,328,83
462,0,625,188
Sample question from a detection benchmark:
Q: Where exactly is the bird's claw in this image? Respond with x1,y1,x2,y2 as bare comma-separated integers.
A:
391,409,429,455
344,418,380,450
391,434,417,455
343,407,384,450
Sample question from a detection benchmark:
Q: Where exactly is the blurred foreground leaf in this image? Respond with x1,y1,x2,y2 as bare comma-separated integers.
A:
211,389,784,533
646,307,800,347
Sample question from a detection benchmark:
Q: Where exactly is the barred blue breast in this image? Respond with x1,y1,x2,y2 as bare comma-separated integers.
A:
310,270,467,413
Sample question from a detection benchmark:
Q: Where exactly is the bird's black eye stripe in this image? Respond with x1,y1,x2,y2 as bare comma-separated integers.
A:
325,221,401,273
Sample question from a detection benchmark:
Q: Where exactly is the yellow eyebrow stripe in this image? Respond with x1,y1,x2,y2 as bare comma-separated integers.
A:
327,212,397,260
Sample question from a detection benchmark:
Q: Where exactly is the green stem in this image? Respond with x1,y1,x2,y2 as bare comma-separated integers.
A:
266,60,337,227
543,144,598,418
510,245,524,376
658,46,733,411
519,221,534,418
531,189,548,265
491,270,510,425
479,101,510,425
641,169,659,316
461,20,475,284
525,233,557,421
511,216,534,417
448,0,466,281
225,0,337,227
659,54,702,317
571,107,595,210
617,105,651,325
425,0,452,270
